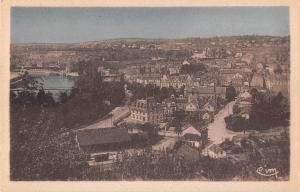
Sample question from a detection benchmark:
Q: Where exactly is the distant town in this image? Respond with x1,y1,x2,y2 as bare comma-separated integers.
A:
10,35,290,181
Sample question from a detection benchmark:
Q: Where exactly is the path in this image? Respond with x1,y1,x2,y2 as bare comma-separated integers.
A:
76,106,130,131
207,100,242,144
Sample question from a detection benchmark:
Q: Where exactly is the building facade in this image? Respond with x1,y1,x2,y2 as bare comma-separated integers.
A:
129,97,162,124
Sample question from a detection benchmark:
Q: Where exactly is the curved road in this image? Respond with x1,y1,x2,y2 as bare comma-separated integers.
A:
76,106,130,131
207,100,242,144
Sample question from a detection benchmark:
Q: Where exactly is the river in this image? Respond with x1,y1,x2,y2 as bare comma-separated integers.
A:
11,73,77,102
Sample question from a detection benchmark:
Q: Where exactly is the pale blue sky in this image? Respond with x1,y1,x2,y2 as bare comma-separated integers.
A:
11,7,289,43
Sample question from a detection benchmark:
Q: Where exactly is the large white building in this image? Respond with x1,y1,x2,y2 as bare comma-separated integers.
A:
129,97,162,124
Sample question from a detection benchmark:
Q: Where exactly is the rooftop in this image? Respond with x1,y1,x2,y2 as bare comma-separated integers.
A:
208,144,225,154
77,127,131,147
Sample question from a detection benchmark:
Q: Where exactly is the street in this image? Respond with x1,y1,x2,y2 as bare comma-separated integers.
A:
76,106,130,131
207,100,242,144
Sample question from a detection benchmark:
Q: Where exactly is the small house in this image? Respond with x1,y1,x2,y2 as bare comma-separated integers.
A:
182,133,202,148
203,101,215,113
207,144,226,159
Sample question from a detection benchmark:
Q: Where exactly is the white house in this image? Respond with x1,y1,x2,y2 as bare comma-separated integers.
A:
203,102,215,113
185,101,199,112
180,124,202,137
182,60,190,65
207,144,226,159
202,112,210,120
183,134,202,148
180,125,202,148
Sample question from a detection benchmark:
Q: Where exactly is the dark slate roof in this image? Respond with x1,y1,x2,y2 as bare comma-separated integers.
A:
77,127,131,147
183,133,201,141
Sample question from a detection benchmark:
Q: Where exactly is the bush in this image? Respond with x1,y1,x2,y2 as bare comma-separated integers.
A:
225,114,248,132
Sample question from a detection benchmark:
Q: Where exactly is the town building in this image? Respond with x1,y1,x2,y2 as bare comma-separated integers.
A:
265,73,290,97
180,124,208,149
201,112,213,124
136,73,161,86
182,60,190,65
161,95,188,118
129,97,162,124
182,134,202,148
250,72,265,90
76,127,131,153
168,66,180,75
185,99,199,114
234,91,253,114
206,144,227,159
230,73,244,93
185,86,226,100
202,101,215,113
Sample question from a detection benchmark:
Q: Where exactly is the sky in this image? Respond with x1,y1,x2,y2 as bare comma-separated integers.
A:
11,7,289,43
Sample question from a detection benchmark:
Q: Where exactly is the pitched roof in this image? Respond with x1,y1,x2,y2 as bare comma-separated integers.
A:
239,91,252,99
186,86,226,95
77,127,131,147
181,125,201,137
204,100,215,107
182,60,190,65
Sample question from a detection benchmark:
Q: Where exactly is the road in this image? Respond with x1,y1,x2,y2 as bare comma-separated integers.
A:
76,106,130,131
152,137,178,151
153,101,241,152
207,100,242,144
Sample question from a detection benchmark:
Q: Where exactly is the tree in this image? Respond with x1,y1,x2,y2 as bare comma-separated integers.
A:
15,90,36,106
160,87,170,101
173,110,185,135
226,85,236,102
45,92,55,107
109,82,126,106
10,91,17,103
250,88,259,100
10,102,89,180
59,92,68,104
36,89,46,106
274,64,283,74
143,123,158,138
232,104,241,114
77,60,103,100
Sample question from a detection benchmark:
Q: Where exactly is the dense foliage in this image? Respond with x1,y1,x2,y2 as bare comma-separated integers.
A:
127,82,184,102
225,91,289,132
82,148,240,181
180,63,207,74
10,60,127,180
225,85,237,102
10,104,89,180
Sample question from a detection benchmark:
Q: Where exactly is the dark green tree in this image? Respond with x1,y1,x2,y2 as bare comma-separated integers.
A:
225,85,236,102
